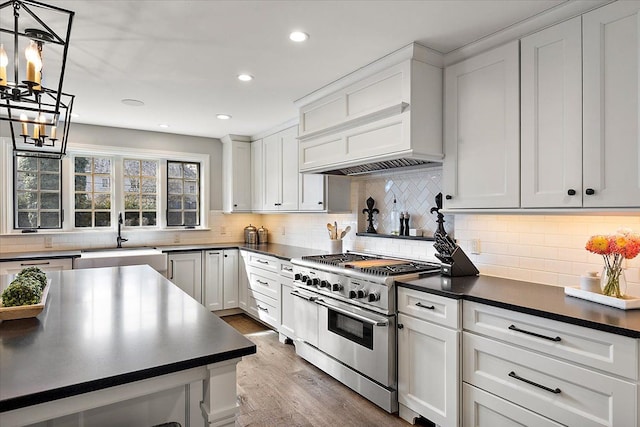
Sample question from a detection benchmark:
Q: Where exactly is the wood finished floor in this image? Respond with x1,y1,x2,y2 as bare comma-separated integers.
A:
222,314,412,427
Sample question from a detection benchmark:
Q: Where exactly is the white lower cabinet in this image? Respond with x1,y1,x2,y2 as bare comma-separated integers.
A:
397,287,460,427
462,383,562,427
279,260,295,341
0,258,73,275
238,250,249,311
462,302,638,427
203,249,238,311
167,251,202,303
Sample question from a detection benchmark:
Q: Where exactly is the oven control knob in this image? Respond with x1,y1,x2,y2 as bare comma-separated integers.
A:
294,273,302,281
348,290,357,299
357,289,369,299
368,292,381,302
301,275,309,283
332,283,343,292
311,278,320,287
319,280,330,288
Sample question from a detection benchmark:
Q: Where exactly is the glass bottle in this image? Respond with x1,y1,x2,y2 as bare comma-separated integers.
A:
389,196,400,235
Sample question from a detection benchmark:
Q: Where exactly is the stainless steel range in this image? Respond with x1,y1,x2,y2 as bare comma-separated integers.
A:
290,252,440,413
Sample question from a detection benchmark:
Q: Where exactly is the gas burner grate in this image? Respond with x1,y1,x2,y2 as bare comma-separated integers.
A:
301,253,377,266
360,262,441,277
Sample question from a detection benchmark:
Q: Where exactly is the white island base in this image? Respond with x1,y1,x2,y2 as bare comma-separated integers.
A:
1,358,242,427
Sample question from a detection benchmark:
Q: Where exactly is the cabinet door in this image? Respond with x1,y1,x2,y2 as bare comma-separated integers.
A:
1,258,72,275
521,17,583,208
167,252,202,303
444,41,520,209
299,173,326,211
583,2,640,207
231,142,252,211
280,282,295,339
263,132,282,210
280,126,299,210
251,139,264,211
203,251,223,311
223,250,238,309
238,251,249,310
397,313,459,427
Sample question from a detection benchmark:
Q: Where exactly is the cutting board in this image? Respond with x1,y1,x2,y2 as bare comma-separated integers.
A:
345,259,410,269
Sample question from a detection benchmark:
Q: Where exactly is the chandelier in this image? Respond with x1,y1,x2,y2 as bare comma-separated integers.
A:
0,0,75,159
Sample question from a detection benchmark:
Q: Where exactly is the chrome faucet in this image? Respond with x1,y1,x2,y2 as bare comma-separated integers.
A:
117,212,128,248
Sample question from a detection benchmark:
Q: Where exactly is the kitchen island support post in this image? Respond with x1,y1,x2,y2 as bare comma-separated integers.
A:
200,358,242,426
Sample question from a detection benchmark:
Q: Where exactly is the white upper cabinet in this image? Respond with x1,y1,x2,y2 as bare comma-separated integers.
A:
583,1,640,207
221,135,252,213
299,174,352,212
251,139,264,211
444,41,520,209
262,126,299,211
521,17,583,208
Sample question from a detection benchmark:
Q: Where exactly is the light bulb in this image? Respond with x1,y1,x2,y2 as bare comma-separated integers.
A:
0,44,7,87
25,40,42,85
20,114,28,136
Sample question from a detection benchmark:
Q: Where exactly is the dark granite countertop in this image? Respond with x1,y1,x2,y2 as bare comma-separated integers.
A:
0,265,256,412
399,274,640,338
0,243,326,263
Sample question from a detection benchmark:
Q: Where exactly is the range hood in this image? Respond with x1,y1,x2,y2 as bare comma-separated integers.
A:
295,43,444,177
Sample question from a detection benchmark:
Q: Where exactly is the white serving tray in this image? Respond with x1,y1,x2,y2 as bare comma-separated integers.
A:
564,286,640,310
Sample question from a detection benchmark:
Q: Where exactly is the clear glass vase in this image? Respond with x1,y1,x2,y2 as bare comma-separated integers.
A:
601,266,627,298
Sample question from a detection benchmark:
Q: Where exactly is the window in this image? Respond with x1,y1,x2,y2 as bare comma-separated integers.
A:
14,155,62,229
74,156,112,228
123,159,158,226
167,160,200,226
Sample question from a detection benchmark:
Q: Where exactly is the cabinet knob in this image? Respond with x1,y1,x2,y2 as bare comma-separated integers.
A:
234,204,238,207
585,188,595,195
317,201,323,205
567,189,576,196
445,195,452,200
398,324,404,329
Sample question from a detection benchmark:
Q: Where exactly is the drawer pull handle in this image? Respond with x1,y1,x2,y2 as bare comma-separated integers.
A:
283,266,293,272
257,305,269,312
508,371,561,394
21,261,50,266
416,302,435,310
256,279,269,286
508,325,561,342
257,259,269,264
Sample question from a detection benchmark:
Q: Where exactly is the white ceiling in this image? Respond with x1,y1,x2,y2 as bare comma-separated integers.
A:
32,0,592,140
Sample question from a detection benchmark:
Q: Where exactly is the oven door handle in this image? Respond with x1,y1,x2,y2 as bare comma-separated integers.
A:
291,290,318,302
316,298,389,327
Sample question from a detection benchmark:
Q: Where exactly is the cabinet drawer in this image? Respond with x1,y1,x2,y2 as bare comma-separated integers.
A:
462,383,562,427
279,261,294,278
246,267,280,300
1,258,73,275
463,332,637,427
398,287,460,329
246,253,278,272
463,301,638,379
247,289,279,329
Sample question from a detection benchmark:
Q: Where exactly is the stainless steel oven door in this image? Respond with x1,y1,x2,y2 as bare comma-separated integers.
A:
316,297,395,387
292,288,319,347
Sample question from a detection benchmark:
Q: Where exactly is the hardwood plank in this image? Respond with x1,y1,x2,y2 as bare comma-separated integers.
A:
227,314,411,427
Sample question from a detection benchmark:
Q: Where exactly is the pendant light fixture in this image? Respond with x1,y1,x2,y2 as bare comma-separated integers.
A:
0,0,75,159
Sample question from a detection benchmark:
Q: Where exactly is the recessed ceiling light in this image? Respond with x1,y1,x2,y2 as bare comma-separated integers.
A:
159,124,169,129
121,98,145,107
237,74,253,82
289,31,309,42
216,114,232,120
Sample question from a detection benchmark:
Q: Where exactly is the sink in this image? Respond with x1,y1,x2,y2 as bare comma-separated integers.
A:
74,247,167,272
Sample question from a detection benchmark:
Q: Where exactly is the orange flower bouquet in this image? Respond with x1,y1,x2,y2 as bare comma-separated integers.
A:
586,229,640,297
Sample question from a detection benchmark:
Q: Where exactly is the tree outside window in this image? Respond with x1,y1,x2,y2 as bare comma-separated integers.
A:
167,161,200,226
74,156,112,228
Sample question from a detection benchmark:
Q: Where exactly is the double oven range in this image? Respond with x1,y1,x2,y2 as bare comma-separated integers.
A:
290,253,440,413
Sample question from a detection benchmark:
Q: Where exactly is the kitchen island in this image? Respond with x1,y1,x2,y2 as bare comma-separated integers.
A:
0,265,256,427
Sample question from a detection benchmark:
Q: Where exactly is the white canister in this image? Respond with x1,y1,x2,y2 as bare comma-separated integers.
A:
580,271,601,293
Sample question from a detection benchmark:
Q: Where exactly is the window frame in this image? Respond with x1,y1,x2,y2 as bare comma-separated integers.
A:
13,154,63,230
0,140,210,234
122,158,160,228
166,160,202,227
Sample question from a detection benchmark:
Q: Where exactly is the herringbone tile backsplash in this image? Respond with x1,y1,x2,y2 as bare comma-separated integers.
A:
355,166,454,237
